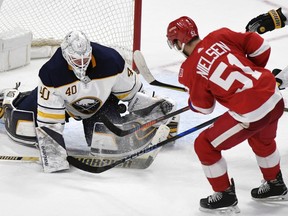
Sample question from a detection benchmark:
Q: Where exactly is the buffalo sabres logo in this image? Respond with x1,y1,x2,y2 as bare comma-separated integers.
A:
71,97,102,115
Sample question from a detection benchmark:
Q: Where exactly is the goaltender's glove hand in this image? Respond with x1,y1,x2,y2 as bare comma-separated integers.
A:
245,8,287,34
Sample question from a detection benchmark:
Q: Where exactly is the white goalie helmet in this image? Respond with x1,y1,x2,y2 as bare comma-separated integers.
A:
61,30,92,80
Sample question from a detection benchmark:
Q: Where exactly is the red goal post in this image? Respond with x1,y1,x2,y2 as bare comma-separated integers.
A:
0,0,142,68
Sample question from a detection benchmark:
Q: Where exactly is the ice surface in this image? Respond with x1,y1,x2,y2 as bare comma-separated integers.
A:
1,0,288,215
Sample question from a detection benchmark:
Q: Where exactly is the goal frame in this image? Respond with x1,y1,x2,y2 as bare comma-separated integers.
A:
0,0,142,69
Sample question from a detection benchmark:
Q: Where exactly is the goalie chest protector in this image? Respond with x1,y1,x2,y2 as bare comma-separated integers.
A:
0,28,32,72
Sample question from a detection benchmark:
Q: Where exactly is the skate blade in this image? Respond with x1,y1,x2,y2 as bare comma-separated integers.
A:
199,205,240,215
252,193,288,202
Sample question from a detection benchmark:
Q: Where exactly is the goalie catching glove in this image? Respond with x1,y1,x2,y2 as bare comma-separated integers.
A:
128,92,176,126
245,8,287,34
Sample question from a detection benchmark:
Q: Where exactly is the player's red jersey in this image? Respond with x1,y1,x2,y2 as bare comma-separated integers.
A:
179,28,282,122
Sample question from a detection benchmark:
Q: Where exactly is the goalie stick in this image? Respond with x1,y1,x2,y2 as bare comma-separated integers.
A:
0,155,39,162
102,106,190,136
0,154,158,169
134,50,187,92
0,123,165,170
67,116,219,173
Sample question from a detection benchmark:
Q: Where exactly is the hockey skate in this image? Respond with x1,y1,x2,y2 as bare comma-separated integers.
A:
199,178,240,215
251,171,288,201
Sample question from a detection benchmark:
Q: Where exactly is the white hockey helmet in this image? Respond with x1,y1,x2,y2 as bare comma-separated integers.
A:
61,30,92,80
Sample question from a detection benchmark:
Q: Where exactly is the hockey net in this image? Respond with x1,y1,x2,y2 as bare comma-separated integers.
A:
0,0,142,65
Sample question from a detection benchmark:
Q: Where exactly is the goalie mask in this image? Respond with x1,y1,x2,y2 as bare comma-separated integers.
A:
61,31,92,80
166,16,199,52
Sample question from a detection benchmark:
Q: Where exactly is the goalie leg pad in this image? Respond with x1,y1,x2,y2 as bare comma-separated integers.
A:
91,121,157,158
273,67,288,90
36,126,69,173
128,92,177,126
167,114,180,137
90,123,169,169
139,124,170,168
4,107,37,145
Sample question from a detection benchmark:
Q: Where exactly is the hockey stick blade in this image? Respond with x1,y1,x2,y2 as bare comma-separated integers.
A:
67,116,219,173
133,50,187,92
102,106,190,136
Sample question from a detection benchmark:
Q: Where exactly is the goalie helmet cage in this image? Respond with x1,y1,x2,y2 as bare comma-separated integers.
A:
0,0,142,67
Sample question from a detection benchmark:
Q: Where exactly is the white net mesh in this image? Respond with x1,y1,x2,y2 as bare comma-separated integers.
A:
0,0,140,64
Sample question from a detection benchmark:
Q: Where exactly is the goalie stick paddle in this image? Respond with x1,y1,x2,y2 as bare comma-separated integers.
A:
67,116,219,173
102,106,190,136
0,154,160,170
0,155,122,162
133,50,187,92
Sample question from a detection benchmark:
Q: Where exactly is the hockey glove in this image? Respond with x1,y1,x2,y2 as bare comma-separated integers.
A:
245,8,287,34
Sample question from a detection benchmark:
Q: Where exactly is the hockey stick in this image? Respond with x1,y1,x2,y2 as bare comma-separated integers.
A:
134,50,188,92
67,116,219,173
0,155,111,162
0,154,157,169
0,155,39,161
102,105,190,136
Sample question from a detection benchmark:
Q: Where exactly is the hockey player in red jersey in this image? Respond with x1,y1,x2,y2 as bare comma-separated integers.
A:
0,31,176,173
166,16,287,213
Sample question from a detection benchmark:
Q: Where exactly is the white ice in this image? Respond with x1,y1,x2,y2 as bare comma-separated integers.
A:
1,0,288,215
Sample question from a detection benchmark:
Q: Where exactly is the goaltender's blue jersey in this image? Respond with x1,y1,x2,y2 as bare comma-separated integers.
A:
37,42,142,129
39,42,126,87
